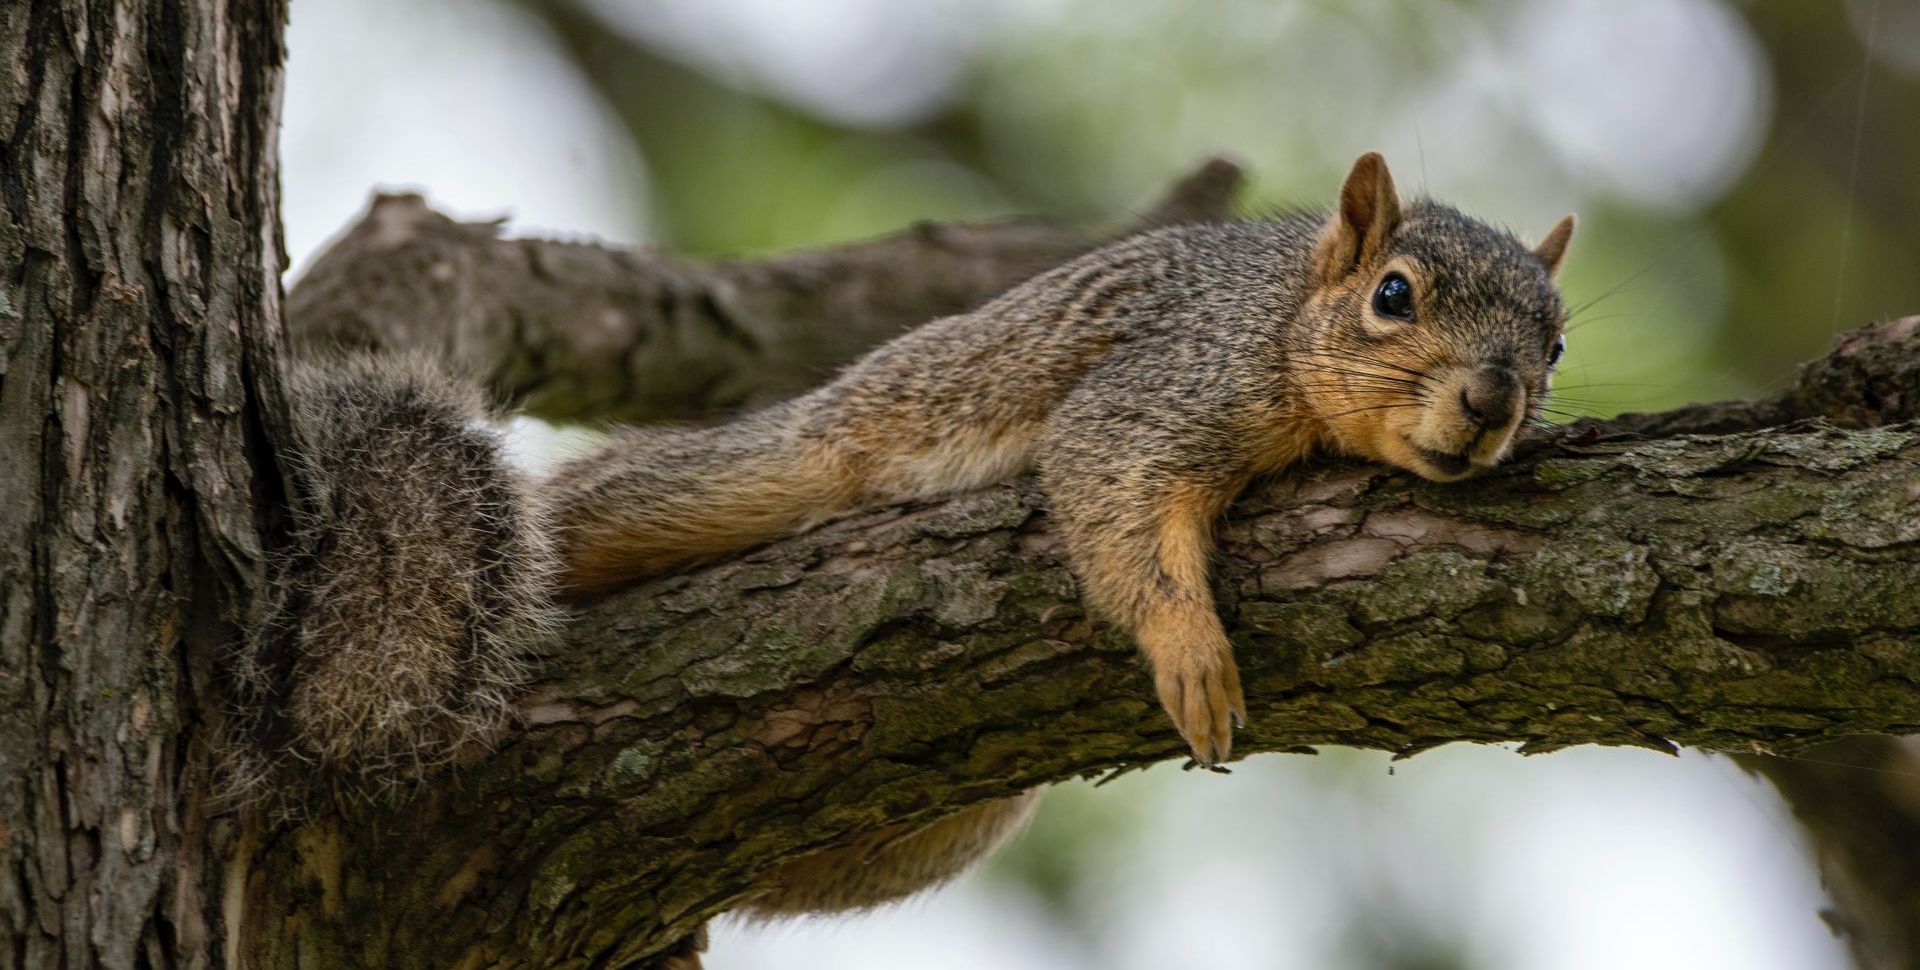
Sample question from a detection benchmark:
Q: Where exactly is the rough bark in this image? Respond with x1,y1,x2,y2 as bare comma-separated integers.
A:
226,311,1920,967
0,0,291,966
282,157,1244,424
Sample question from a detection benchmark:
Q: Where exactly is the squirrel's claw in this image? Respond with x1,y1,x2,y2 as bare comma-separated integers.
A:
1155,652,1245,768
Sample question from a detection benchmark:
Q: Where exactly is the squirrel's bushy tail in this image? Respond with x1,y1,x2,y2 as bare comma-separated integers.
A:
225,356,560,804
547,404,857,595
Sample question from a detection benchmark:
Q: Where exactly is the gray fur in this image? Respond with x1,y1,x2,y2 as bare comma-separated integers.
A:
224,355,561,806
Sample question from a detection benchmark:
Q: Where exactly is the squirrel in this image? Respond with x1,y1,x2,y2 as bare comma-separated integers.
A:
548,151,1573,763
256,153,1571,960
542,152,1573,955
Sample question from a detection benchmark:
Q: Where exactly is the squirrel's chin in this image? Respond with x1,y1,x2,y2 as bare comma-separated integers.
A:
1391,442,1481,482
1403,461,1479,484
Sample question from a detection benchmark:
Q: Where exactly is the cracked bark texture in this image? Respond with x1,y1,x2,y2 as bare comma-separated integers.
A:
0,0,292,965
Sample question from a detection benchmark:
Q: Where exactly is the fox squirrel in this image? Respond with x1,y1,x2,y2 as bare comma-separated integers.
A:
260,153,1572,957
549,152,1573,764
544,152,1573,952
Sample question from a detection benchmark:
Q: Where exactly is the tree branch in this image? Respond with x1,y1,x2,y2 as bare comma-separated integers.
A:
248,317,1920,966
1589,315,1920,437
284,157,1244,423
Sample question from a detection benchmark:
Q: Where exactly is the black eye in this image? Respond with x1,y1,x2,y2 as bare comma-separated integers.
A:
1547,335,1565,367
1372,273,1414,321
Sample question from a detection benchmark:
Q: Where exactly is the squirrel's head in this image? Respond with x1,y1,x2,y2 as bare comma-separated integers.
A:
1291,152,1575,483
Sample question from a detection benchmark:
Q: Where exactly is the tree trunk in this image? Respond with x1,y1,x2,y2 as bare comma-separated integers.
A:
0,0,290,965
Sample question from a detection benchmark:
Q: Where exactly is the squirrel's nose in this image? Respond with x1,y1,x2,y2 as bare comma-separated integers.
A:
1459,367,1519,431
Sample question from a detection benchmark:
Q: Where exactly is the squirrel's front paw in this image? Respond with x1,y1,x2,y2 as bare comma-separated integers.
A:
1141,615,1247,765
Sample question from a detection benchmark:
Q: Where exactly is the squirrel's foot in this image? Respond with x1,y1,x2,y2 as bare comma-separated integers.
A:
1146,629,1246,766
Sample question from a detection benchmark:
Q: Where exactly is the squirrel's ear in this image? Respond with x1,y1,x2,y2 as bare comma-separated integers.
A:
1314,151,1403,285
1533,214,1576,279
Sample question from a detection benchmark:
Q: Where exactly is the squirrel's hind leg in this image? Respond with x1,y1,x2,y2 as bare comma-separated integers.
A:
736,791,1042,918
660,795,1038,966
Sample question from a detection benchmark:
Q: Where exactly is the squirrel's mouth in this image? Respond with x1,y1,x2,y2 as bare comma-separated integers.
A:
1412,445,1473,477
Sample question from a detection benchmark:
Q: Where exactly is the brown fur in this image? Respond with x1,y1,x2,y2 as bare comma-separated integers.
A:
653,796,1041,968
548,154,1575,929
740,793,1043,918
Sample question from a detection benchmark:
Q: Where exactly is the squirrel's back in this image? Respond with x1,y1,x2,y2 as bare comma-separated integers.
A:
547,217,1329,594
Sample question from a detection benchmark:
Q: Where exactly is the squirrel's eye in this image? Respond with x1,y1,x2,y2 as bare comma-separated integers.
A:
1372,273,1415,321
1547,335,1566,367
